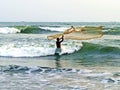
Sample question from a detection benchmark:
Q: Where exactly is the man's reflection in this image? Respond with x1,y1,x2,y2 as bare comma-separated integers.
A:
55,54,61,68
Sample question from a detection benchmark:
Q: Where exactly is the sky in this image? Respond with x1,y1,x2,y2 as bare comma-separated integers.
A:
0,0,120,22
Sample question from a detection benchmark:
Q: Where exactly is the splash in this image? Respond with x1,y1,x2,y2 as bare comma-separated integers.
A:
0,41,82,57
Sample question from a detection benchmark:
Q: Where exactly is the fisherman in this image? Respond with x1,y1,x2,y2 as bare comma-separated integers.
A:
55,35,64,55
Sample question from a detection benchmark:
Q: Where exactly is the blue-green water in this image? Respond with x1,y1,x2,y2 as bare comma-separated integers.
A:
0,22,120,90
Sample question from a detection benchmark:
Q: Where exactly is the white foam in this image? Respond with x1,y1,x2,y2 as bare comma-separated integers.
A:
83,72,111,77
39,26,68,32
0,41,82,57
0,27,20,34
0,44,54,57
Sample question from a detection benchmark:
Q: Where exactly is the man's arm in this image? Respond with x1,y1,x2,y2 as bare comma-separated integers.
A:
60,35,64,42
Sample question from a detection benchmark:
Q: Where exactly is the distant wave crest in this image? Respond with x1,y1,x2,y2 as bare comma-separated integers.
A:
1,25,120,35
0,27,20,34
0,25,69,34
39,26,68,32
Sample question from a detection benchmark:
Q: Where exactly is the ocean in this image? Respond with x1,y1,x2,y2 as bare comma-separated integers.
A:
0,22,120,90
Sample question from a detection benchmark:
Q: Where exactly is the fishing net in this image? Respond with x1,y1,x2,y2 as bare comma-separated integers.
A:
47,26,103,40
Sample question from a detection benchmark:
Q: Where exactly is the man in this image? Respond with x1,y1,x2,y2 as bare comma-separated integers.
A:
55,35,64,55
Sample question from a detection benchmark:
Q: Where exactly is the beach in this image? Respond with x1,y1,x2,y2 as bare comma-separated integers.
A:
0,22,120,90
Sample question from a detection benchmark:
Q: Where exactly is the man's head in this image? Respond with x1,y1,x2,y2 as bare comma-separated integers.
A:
57,38,59,41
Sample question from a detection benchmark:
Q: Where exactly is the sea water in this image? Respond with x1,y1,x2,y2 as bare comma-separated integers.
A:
0,22,120,90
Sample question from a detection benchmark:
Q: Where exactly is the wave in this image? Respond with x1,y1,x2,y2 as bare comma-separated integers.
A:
39,26,68,32
20,26,57,34
0,64,119,90
103,27,120,35
61,42,120,60
1,25,120,35
81,42,120,54
0,41,82,57
20,26,68,33
0,26,59,34
0,27,20,34
0,65,81,73
0,40,119,59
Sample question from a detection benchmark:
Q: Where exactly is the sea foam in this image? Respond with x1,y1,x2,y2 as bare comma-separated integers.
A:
0,41,82,57
39,26,68,32
0,27,20,34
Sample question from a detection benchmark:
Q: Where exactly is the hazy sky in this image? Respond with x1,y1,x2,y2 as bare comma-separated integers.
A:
0,0,120,22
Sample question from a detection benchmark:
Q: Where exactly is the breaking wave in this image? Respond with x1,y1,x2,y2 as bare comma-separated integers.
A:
0,27,20,34
39,26,68,32
0,25,120,35
0,26,59,34
61,42,120,60
0,40,82,57
0,26,67,34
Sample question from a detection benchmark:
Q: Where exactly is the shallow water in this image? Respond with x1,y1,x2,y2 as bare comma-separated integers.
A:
0,57,119,90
